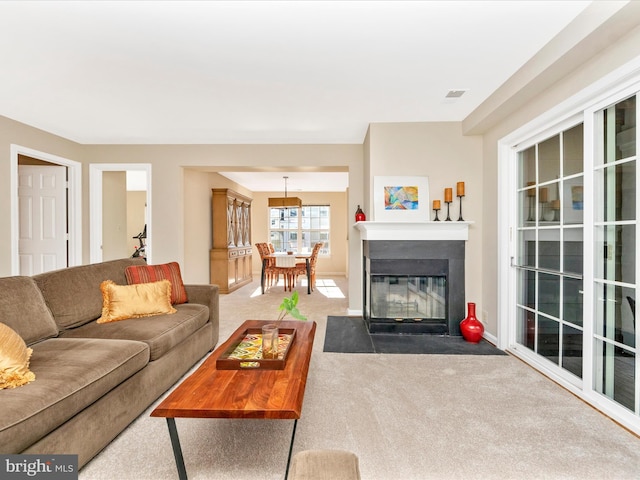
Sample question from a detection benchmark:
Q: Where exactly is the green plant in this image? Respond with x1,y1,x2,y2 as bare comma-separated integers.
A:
276,291,307,323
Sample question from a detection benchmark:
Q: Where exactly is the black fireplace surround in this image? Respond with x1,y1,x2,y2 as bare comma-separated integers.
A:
363,240,465,335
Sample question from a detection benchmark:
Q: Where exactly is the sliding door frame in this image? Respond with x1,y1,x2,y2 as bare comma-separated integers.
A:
498,56,640,435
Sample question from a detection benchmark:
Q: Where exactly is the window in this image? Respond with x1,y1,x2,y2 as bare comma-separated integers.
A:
269,205,330,254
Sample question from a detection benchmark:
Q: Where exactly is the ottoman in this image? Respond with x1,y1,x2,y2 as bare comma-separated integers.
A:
288,449,361,480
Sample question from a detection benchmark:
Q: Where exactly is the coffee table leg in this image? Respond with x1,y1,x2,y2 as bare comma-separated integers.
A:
284,419,298,480
166,418,188,480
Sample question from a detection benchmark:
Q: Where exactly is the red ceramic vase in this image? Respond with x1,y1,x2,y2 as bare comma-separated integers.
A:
460,302,484,343
355,205,366,222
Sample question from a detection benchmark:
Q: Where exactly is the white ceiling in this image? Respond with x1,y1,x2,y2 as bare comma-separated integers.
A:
0,0,591,146
1,1,594,192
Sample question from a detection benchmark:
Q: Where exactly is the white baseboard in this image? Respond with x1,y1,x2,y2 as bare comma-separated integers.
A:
483,331,499,346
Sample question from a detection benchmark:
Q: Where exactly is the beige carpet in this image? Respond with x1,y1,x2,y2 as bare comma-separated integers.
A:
79,276,640,479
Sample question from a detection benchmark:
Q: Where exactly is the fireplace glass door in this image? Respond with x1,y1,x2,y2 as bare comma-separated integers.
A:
370,275,446,321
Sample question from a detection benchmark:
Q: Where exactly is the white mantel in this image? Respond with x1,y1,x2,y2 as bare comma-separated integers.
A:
354,221,471,241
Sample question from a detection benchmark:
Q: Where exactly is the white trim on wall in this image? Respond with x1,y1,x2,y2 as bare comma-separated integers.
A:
10,144,82,275
496,140,515,351
89,163,152,264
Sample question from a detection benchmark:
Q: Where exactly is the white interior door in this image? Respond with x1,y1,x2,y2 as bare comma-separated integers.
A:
18,165,68,275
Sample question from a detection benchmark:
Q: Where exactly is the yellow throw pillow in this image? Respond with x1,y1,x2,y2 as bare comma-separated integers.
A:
97,279,177,324
0,322,36,389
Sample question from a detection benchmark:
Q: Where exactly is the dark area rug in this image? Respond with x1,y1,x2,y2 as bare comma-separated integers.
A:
323,316,506,355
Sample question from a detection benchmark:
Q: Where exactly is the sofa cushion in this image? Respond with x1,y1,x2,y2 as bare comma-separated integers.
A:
0,323,36,389
0,337,149,454
33,258,147,330
60,303,209,361
0,276,59,345
125,262,188,304
97,280,176,324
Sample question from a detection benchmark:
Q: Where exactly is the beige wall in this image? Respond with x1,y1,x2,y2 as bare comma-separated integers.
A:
102,171,129,260
127,190,147,254
83,145,363,286
476,17,640,337
366,122,484,318
0,116,84,276
1,139,362,285
351,128,371,313
183,170,253,284
183,169,215,284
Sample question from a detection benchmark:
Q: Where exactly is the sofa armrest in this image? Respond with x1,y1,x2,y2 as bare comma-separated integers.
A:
184,284,219,345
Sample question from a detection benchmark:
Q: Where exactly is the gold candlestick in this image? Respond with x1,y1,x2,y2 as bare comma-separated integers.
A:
444,188,453,221
457,194,465,221
444,187,453,203
433,199,441,221
456,182,465,221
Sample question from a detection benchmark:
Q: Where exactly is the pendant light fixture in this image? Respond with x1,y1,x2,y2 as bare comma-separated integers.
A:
268,176,302,208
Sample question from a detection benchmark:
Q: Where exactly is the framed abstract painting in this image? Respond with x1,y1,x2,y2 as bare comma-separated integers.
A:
373,176,429,221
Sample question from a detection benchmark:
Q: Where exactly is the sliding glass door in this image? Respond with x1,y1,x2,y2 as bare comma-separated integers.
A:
593,95,637,412
514,123,585,380
511,90,640,424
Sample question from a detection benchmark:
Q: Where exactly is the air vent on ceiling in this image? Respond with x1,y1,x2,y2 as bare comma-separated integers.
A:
445,90,468,98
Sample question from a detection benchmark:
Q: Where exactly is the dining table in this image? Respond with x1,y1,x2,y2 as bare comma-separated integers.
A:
261,252,312,294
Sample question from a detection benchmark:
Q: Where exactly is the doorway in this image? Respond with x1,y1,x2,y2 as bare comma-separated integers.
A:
10,145,81,275
89,163,151,263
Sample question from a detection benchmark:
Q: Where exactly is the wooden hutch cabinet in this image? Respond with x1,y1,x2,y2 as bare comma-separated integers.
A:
210,188,252,293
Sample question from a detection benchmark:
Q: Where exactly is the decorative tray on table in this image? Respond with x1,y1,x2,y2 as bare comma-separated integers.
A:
216,327,296,370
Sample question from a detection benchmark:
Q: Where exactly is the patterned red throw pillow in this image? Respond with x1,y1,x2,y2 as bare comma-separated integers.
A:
124,262,188,305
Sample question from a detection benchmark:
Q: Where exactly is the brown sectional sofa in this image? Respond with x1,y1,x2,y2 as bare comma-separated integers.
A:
0,258,218,468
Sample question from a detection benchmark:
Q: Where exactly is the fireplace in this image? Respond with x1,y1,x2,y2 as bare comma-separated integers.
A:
356,222,470,336
370,275,446,321
363,240,465,334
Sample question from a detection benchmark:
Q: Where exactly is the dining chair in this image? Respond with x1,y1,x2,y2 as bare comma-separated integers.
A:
256,242,278,289
294,242,323,292
274,255,297,292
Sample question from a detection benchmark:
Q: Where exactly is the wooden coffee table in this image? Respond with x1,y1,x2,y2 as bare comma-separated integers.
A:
151,319,317,480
